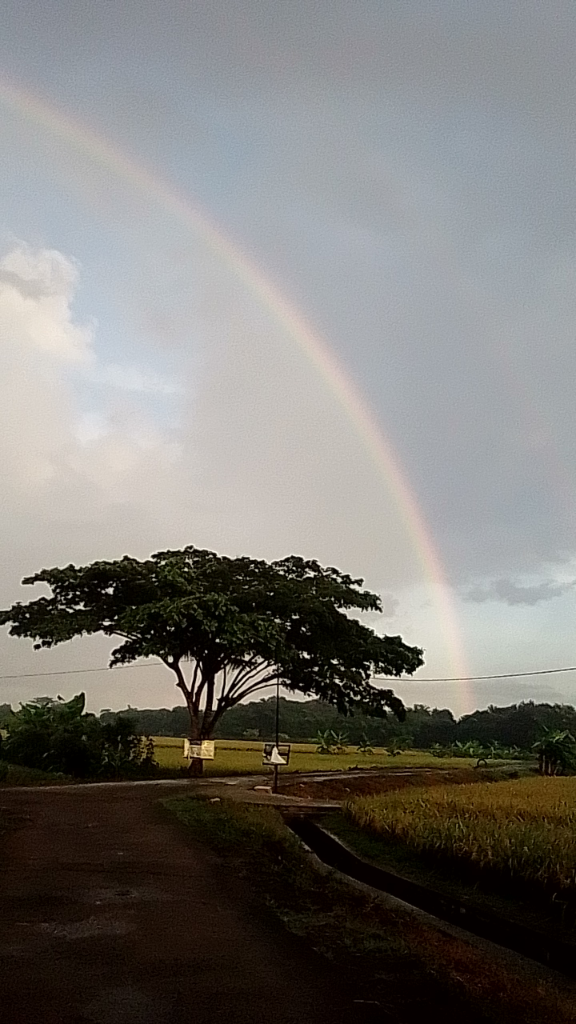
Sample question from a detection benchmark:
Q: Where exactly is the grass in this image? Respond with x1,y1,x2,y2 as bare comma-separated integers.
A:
164,796,409,963
346,776,576,906
152,736,478,775
165,796,576,1024
0,761,72,786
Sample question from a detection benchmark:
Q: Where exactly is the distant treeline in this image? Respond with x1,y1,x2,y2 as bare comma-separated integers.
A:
2,697,575,750
89,698,576,751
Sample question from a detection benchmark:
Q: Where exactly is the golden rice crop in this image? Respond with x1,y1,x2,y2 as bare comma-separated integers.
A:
346,777,576,897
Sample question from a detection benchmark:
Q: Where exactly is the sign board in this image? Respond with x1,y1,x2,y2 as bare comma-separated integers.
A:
183,739,215,761
262,742,291,766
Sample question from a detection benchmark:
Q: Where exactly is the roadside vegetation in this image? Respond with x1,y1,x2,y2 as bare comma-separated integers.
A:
0,693,157,780
346,777,576,910
166,796,576,1024
2,694,573,784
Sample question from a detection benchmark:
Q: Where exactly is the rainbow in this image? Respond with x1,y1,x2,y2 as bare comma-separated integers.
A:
0,75,470,698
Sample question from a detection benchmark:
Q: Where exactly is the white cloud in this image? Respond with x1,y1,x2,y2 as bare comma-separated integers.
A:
0,243,93,363
0,239,469,709
0,242,181,513
86,362,182,395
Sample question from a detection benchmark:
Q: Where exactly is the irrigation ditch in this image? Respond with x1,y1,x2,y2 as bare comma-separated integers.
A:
285,813,576,979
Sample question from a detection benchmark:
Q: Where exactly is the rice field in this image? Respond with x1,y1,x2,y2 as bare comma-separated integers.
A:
346,776,576,900
151,736,473,776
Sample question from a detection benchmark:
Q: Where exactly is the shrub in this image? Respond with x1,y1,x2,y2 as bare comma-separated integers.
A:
2,693,157,779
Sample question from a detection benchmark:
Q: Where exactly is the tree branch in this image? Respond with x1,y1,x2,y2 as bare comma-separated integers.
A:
222,657,261,691
220,672,279,711
227,659,274,696
165,657,189,698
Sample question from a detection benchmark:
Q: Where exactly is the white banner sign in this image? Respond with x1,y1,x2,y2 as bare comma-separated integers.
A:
183,739,215,760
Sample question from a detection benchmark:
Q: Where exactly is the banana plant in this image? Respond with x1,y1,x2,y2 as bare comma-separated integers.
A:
315,729,338,754
356,733,374,755
533,729,576,776
315,728,348,754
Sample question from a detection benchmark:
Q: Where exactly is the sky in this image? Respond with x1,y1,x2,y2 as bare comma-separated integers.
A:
1,1,576,718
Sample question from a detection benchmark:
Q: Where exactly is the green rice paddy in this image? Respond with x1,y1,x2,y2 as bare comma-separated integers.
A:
151,736,475,776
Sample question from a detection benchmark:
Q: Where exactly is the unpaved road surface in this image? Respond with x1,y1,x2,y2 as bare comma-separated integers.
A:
0,784,364,1024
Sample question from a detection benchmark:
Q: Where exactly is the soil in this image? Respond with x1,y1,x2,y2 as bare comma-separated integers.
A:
0,783,378,1024
278,765,489,801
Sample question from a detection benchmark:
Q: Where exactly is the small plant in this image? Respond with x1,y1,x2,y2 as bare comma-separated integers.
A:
386,738,405,757
315,729,348,754
430,739,529,761
356,733,374,756
315,729,336,754
430,742,451,758
332,730,349,753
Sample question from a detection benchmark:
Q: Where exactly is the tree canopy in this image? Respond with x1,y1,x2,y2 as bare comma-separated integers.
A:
0,547,424,745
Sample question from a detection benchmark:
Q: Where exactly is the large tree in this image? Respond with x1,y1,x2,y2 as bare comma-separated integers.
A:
0,547,423,770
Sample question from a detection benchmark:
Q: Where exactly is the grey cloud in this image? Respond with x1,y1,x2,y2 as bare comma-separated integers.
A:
466,578,573,606
0,268,53,299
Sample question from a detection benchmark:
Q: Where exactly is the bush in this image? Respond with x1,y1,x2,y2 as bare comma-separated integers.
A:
2,693,157,779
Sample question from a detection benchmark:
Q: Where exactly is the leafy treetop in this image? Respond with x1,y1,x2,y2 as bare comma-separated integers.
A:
0,547,424,740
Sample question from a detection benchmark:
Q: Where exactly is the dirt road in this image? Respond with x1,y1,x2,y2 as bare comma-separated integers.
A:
0,784,363,1024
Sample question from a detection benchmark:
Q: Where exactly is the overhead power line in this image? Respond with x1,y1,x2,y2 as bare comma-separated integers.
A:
0,661,164,681
377,666,576,683
0,662,576,684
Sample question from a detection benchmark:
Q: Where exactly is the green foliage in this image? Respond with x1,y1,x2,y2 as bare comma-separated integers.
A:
315,728,348,754
2,693,157,778
0,762,71,785
430,739,529,761
96,699,576,772
532,729,576,776
1,547,423,745
356,733,374,755
457,701,576,751
99,718,157,778
0,703,14,728
386,737,406,756
3,693,99,776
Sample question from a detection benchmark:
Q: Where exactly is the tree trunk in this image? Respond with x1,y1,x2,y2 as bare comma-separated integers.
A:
185,696,204,777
